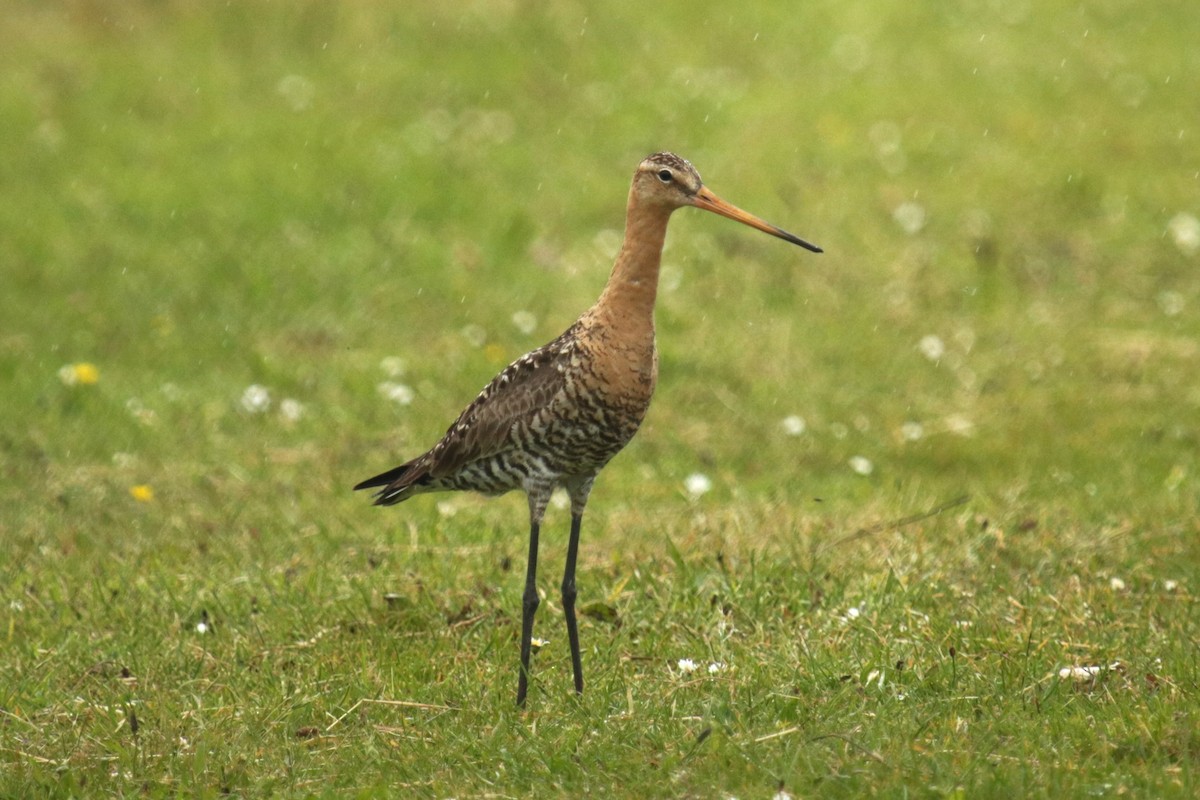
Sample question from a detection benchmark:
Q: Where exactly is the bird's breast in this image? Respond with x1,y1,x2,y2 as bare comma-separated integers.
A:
567,332,657,434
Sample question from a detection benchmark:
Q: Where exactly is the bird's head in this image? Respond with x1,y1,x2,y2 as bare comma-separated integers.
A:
632,151,822,253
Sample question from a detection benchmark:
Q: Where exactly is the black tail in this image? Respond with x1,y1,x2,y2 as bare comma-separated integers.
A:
353,462,415,492
354,457,433,506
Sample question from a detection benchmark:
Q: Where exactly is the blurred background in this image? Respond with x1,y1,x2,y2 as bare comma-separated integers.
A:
2,0,1197,547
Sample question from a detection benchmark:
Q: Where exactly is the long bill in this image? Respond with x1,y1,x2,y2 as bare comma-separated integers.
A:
690,186,823,253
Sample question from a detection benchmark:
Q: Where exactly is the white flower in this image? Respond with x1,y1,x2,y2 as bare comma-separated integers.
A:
436,499,461,518
684,473,712,498
1059,663,1120,682
707,662,727,675
1157,290,1185,317
1164,579,1179,592
1168,212,1200,255
379,356,407,377
377,382,414,405
511,310,538,335
280,398,304,422
781,415,807,436
901,421,924,441
677,658,698,674
846,606,861,620
918,334,946,362
893,201,926,234
1110,576,1127,591
195,621,209,634
849,456,874,476
461,324,487,347
660,264,683,293
240,384,271,414
945,414,975,437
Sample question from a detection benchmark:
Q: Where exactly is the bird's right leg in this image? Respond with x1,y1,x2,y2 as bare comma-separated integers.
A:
561,511,584,696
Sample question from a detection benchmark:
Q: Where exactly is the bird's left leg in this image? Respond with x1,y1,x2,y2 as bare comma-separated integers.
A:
562,478,594,696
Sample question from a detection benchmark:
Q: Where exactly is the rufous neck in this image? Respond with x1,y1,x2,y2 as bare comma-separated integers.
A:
594,193,673,322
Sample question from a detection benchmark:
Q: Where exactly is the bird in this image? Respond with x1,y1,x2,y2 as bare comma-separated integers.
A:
355,152,821,706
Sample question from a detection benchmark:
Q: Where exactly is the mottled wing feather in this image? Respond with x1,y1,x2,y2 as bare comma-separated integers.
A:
424,331,573,478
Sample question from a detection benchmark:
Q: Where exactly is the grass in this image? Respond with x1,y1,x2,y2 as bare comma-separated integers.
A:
2,0,1199,796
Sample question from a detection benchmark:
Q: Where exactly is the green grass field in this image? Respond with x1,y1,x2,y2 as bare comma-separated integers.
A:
3,1,1198,796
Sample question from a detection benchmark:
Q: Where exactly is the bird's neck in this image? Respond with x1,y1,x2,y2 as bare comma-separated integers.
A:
591,195,672,329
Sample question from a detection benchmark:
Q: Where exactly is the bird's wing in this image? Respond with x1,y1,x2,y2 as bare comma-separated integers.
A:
424,330,574,478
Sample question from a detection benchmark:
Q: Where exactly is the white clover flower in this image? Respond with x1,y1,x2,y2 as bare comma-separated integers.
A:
849,456,874,476
781,415,807,436
461,324,487,347
511,310,538,335
377,382,414,405
280,398,304,422
660,264,683,293
918,334,946,362
379,356,407,377
708,662,727,675
1059,664,1121,682
893,201,926,234
677,658,698,674
240,384,271,414
1168,212,1200,255
1157,290,1185,317
684,473,712,498
945,414,975,437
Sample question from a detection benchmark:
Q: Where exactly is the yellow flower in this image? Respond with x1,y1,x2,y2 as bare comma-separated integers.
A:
129,484,154,503
74,363,100,384
484,343,506,364
59,362,100,386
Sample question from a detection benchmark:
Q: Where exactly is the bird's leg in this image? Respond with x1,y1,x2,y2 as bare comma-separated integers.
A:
516,491,549,707
516,518,540,707
562,511,584,695
562,478,594,698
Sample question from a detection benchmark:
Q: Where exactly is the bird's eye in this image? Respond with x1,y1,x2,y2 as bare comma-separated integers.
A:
657,169,673,183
